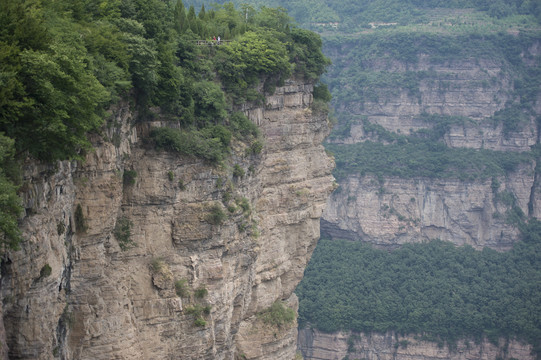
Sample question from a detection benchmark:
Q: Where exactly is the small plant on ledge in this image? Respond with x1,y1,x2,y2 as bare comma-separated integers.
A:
258,301,296,328
206,203,227,225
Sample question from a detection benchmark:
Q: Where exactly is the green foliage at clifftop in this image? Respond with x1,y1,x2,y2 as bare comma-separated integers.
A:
0,0,329,248
327,115,533,181
296,220,541,354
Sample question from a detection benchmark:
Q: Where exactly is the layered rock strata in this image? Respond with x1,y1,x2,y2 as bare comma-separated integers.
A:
1,80,334,359
298,328,534,360
309,38,540,359
322,161,536,250
322,40,541,249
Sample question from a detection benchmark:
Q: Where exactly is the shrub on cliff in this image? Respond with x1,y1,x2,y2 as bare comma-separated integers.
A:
0,134,22,251
150,127,227,164
258,301,296,328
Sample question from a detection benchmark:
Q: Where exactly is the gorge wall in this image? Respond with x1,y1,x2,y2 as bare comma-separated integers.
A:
322,37,541,250
298,32,541,359
298,328,534,360
1,79,334,359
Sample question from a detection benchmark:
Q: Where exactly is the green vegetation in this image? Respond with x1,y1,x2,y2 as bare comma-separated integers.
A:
150,257,166,273
194,286,208,298
185,0,541,31
233,164,245,178
0,0,330,249
74,204,87,233
151,127,230,164
39,264,52,279
0,134,22,251
175,279,190,297
185,303,212,327
258,301,296,328
296,220,541,354
236,197,251,214
56,221,66,236
206,203,227,225
327,131,532,182
113,216,135,250
123,170,137,186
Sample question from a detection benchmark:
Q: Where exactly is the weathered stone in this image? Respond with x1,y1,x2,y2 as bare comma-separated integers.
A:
298,329,534,360
1,80,334,359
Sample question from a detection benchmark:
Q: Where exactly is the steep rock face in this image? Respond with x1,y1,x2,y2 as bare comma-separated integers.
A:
308,38,541,359
330,55,539,153
1,80,334,359
322,40,541,250
298,329,534,360
322,161,535,250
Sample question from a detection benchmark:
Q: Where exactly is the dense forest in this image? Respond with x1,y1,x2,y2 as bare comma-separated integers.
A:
296,219,541,354
184,0,541,31
0,0,329,252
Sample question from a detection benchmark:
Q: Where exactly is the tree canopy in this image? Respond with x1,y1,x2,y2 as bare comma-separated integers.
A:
296,220,541,355
0,0,330,249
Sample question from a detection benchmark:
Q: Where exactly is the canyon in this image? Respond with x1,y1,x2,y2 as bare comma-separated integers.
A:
322,37,541,250
298,33,541,360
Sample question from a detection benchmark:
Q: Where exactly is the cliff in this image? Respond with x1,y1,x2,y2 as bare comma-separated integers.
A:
298,328,534,360
0,79,334,359
300,30,541,359
321,163,534,250
322,36,541,250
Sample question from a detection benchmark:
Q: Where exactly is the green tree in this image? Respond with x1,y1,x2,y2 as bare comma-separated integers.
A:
0,134,22,251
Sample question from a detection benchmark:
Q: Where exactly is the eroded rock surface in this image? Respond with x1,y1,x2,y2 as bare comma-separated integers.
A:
1,80,334,359
298,329,534,360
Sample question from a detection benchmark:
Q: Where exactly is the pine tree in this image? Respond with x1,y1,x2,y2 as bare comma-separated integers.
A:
198,4,206,20
173,0,187,33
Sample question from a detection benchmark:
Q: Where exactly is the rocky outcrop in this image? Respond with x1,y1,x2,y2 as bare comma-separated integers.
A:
322,38,541,249
322,160,536,250
298,328,534,360
0,80,334,359
329,55,539,153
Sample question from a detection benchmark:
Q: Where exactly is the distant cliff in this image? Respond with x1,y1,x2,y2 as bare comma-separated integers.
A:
299,26,541,360
299,329,533,360
1,79,334,359
322,32,541,250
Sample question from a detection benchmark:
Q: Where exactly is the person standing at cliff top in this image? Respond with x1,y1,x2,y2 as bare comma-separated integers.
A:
217,36,221,44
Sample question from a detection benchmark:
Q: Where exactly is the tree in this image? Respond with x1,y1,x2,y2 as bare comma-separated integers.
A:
0,133,22,251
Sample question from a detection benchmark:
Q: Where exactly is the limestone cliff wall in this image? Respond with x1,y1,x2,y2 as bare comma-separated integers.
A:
0,79,334,359
308,38,541,359
298,329,534,360
322,40,541,250
322,161,535,250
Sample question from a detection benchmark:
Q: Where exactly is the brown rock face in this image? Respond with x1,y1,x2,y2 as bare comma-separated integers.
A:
322,42,541,250
1,80,334,359
322,162,534,250
298,329,534,360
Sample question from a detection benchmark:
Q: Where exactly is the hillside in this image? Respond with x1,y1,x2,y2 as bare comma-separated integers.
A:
184,0,541,32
